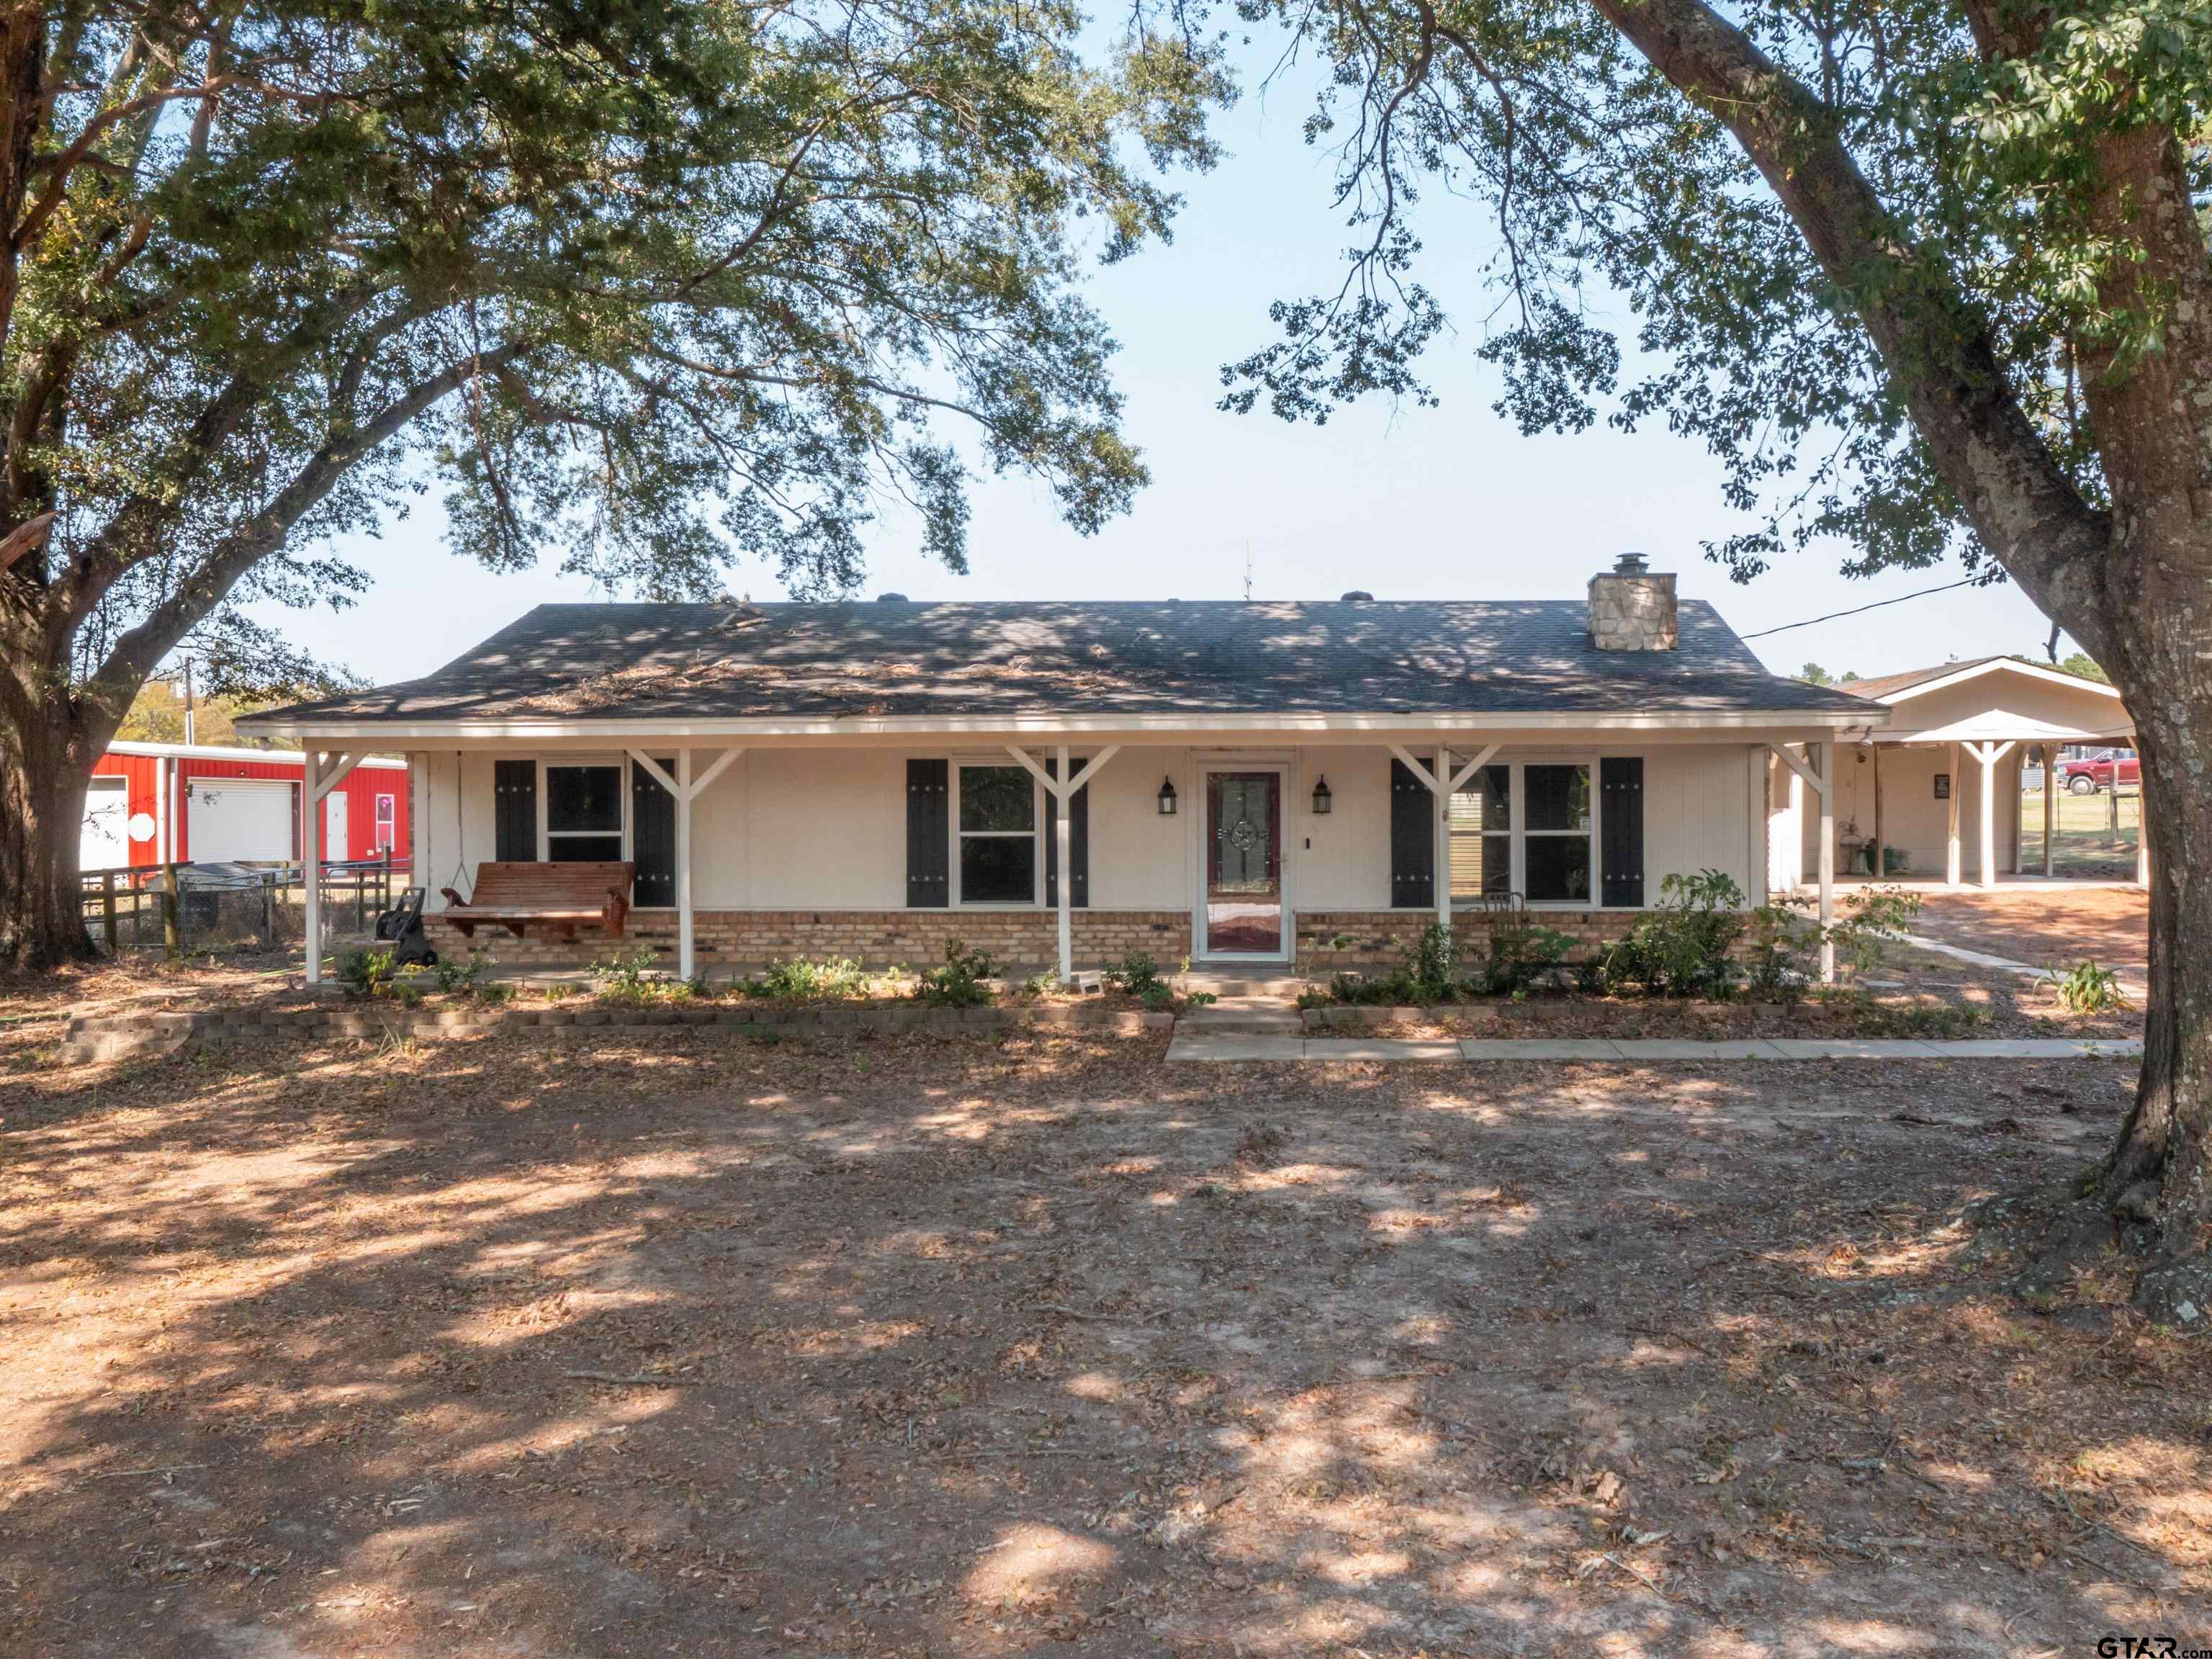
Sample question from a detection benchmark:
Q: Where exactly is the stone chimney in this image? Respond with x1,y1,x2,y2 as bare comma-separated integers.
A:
1588,552,1678,651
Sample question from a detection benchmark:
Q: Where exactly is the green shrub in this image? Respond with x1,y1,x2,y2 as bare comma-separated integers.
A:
1184,990,1218,1007
590,945,663,1000
1744,904,1817,1002
1477,913,1573,997
1328,968,1416,1005
1140,984,1174,1010
1295,986,1331,1012
1405,922,1457,1002
1827,886,1922,979
433,952,485,995
340,948,398,998
747,956,870,1002
915,939,999,1008
1601,869,1745,997
1102,952,1168,999
2042,959,2128,1014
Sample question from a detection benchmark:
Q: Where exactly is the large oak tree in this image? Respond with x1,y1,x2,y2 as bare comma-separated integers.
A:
0,0,1219,966
1206,0,2212,1306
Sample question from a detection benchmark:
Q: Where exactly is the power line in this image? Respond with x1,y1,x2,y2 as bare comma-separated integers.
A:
1740,577,1982,640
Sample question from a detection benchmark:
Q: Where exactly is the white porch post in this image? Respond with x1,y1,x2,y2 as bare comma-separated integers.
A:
1002,743,1118,984
304,748,323,985
1946,742,1962,887
1817,741,1835,983
1435,742,1451,935
1869,742,1883,879
677,748,695,982
2043,745,2056,878
1976,742,1998,890
1056,743,1074,984
2138,773,2152,889
1747,744,1768,899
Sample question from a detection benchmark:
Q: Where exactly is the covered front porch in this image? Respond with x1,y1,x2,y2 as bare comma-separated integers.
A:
1772,656,2140,894
299,722,1866,988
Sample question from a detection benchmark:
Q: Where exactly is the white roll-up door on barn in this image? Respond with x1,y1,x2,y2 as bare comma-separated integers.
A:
187,778,295,863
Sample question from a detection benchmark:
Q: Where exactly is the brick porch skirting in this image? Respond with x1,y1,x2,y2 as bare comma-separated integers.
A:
424,909,1195,973
1295,909,1645,971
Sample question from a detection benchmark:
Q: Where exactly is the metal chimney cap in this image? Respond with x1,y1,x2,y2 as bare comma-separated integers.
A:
1613,552,1650,575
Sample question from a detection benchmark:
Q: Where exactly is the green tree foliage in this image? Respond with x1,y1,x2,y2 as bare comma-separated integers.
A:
1799,662,1833,685
0,0,1223,961
2059,651,2110,684
1190,0,2212,1287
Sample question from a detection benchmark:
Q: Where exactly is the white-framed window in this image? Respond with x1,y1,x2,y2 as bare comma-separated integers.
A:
1449,758,1599,907
956,763,1037,904
543,760,624,863
1447,763,1511,901
373,792,396,852
1521,762,1593,903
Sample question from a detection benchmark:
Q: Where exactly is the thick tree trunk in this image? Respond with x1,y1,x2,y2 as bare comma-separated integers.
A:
0,702,97,968
2098,670,2212,1287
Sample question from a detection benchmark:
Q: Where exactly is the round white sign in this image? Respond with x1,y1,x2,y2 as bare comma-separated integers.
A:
127,811,157,844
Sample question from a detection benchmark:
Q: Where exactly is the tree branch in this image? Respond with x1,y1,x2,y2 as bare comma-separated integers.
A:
1588,0,2114,657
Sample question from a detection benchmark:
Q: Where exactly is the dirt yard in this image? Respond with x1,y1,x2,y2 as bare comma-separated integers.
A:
1909,884,2150,982
4,1016,2206,1656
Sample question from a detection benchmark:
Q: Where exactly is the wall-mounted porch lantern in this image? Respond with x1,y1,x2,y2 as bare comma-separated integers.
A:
1310,776,1333,815
1157,776,1178,816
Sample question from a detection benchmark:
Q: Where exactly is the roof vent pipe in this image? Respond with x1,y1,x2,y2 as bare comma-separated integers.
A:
1340,590,1375,602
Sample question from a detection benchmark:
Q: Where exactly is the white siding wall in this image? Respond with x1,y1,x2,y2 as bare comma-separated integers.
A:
414,738,1780,914
1294,745,1394,910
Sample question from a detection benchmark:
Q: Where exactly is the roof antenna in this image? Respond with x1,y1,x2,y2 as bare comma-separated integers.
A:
1243,540,1254,602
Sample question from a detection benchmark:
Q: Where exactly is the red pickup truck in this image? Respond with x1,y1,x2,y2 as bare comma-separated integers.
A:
2059,748,2139,794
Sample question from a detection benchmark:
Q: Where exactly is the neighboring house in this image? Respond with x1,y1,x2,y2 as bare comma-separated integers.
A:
81,742,411,875
240,557,1881,984
1768,656,2136,891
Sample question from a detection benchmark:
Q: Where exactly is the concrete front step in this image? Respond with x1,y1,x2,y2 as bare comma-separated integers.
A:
1179,998,1305,1036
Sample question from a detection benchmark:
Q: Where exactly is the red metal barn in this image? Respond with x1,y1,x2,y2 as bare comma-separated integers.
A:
82,742,410,873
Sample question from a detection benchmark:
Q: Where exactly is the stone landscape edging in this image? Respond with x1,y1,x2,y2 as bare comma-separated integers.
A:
55,998,1174,1066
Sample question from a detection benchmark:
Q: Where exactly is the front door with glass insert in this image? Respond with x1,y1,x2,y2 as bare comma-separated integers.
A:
1204,772,1282,957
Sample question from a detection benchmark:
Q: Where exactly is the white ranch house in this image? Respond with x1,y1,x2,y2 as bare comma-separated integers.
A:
244,557,1894,985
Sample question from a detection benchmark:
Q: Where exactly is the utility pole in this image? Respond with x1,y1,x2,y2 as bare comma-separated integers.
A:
181,657,196,746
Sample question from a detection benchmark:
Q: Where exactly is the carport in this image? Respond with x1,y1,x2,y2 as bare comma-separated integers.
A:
1772,656,2139,891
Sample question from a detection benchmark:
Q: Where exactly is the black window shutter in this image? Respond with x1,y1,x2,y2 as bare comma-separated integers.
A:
1390,758,1434,909
906,759,949,907
631,758,678,907
494,760,536,863
1043,760,1091,909
1600,757,1645,908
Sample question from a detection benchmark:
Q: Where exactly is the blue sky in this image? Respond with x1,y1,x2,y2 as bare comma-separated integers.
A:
245,51,2074,690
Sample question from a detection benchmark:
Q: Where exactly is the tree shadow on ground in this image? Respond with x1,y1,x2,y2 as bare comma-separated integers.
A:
1,1028,2200,1658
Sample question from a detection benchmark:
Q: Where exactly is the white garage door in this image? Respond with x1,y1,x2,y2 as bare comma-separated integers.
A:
187,778,295,863
81,778,130,872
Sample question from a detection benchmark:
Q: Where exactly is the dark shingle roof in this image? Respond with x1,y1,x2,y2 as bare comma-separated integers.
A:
249,599,1874,726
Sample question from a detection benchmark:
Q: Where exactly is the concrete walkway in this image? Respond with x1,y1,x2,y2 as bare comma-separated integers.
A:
1166,1033,2143,1064
1898,932,2150,1001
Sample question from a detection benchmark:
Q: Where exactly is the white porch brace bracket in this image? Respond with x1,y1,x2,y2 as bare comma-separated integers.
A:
1003,743,1123,984
1766,742,1828,800
1387,741,1499,932
311,751,362,803
627,748,745,984
1962,740,2015,891
1767,742,1835,983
